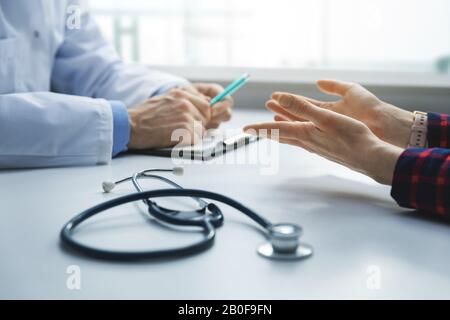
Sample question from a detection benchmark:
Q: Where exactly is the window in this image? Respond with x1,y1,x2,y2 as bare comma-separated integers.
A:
89,0,450,74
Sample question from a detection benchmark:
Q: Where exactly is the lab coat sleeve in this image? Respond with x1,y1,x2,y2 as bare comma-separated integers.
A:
51,1,188,107
0,92,113,168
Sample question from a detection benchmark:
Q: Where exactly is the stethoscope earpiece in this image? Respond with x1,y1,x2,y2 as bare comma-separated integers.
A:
257,224,313,261
102,181,116,193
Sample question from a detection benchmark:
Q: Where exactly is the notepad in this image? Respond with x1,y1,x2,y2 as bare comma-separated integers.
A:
133,130,259,160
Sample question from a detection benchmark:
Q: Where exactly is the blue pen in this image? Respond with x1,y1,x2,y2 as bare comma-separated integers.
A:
209,73,250,106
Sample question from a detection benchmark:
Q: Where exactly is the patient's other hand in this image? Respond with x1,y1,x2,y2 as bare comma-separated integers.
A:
244,93,403,185
278,80,414,149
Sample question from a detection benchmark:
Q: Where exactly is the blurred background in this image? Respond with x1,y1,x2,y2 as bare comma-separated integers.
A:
88,0,450,111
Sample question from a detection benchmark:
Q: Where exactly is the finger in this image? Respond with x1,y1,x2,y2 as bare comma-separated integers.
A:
274,115,309,123
178,100,209,126
180,85,211,101
211,96,234,122
194,83,224,98
271,92,331,128
212,96,234,112
266,100,306,122
170,89,211,121
211,107,232,124
211,95,234,117
194,83,234,112
275,93,327,108
316,79,355,97
299,95,327,107
274,115,289,122
207,116,230,129
244,122,295,135
243,122,314,141
182,90,211,120
295,95,337,114
207,122,220,129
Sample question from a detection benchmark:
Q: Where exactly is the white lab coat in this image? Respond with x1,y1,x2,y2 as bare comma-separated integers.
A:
0,0,187,168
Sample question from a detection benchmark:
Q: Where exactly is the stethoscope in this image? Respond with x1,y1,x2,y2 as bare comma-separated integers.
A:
60,168,313,261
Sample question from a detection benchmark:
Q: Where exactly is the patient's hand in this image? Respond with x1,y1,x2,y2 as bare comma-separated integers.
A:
279,80,414,149
244,93,403,185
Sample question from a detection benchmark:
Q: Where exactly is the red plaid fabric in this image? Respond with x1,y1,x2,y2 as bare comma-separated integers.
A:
428,112,449,148
391,113,450,216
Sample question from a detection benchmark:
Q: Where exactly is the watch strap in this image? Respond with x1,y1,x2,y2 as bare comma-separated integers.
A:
408,111,428,148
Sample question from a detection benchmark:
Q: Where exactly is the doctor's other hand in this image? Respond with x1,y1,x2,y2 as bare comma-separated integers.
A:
244,93,404,185
127,88,217,150
287,80,414,149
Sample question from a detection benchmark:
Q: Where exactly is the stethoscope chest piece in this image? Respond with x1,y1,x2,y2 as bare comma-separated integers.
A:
257,224,313,261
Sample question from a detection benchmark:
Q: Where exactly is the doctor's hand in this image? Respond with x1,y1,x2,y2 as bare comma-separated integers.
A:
288,80,414,149
244,93,403,185
127,89,213,150
181,83,233,129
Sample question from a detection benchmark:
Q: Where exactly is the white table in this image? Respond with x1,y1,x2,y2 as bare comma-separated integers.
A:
1,110,450,299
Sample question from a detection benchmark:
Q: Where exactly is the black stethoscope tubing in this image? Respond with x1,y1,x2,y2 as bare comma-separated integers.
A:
60,189,273,261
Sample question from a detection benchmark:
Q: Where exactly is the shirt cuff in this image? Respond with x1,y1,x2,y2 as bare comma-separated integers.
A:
152,81,189,97
427,112,450,148
391,148,450,215
109,100,130,157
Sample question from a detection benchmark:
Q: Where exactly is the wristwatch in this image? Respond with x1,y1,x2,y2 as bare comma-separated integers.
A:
408,111,428,148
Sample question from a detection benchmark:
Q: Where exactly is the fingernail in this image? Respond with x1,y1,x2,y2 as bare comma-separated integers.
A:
271,92,282,100
272,92,292,107
278,95,292,108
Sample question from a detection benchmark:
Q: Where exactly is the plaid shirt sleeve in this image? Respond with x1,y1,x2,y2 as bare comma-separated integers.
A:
391,113,450,216
427,112,450,148
391,148,450,216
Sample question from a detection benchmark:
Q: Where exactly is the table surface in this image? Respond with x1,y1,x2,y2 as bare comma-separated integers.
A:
1,109,450,300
